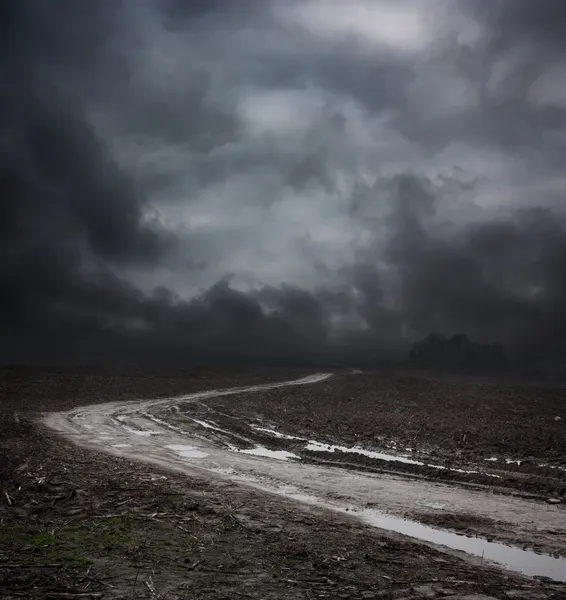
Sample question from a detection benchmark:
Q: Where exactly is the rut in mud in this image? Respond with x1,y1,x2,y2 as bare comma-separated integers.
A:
44,372,566,583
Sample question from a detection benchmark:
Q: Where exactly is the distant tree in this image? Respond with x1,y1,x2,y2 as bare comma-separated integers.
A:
409,333,507,373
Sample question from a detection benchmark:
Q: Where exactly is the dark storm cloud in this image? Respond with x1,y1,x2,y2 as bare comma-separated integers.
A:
0,69,165,264
378,2,566,155
1,0,565,372
471,0,566,53
381,177,566,363
160,0,265,25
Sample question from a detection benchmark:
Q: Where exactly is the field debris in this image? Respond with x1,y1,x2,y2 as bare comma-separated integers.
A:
2,367,566,598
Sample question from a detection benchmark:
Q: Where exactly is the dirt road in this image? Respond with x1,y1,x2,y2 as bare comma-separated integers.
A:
44,372,566,582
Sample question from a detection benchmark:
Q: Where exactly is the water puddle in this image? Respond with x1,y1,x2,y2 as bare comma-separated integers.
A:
360,510,566,582
236,447,300,461
305,440,500,478
484,456,566,473
265,484,566,582
251,425,304,440
247,425,501,477
166,444,209,459
191,418,230,434
306,440,424,466
188,417,255,446
112,443,132,448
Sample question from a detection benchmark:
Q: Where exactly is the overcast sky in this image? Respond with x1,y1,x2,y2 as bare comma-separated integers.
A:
2,0,566,366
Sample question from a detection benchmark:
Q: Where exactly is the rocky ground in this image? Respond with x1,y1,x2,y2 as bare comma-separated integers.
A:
1,367,565,599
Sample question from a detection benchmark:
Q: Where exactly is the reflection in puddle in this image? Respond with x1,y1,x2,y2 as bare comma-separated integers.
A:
304,440,501,478
191,418,232,435
248,424,565,479
251,425,304,440
267,484,566,582
360,510,566,582
237,446,300,461
306,440,425,466
249,425,501,477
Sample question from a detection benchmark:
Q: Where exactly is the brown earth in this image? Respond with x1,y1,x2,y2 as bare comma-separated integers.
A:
0,365,310,413
198,372,566,498
1,367,565,599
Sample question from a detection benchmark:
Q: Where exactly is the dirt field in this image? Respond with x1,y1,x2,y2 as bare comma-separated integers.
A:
1,367,565,599
197,372,566,498
0,366,310,413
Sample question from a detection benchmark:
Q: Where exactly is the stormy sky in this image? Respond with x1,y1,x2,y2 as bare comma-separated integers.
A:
2,0,566,367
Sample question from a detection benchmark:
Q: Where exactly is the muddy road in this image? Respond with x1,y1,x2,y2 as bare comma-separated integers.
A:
44,372,566,583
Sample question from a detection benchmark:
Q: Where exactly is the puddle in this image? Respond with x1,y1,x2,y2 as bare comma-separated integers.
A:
166,444,209,459
191,418,230,433
112,443,132,448
251,425,304,440
249,425,500,479
543,464,566,472
265,484,566,582
360,510,566,582
56,372,566,584
237,447,300,461
189,417,255,445
306,440,425,466
305,440,500,478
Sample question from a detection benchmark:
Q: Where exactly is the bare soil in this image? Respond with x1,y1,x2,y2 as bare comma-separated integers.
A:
1,367,565,599
199,372,566,498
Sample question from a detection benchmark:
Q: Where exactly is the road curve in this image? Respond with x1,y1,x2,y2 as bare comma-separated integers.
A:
44,372,566,581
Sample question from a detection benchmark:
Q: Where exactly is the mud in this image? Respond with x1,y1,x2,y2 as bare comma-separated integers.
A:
43,372,566,583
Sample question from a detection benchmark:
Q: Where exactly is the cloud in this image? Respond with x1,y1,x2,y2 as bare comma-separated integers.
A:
528,66,566,109
1,0,565,371
278,0,434,55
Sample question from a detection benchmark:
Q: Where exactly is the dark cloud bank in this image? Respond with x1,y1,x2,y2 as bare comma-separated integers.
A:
2,1,566,375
